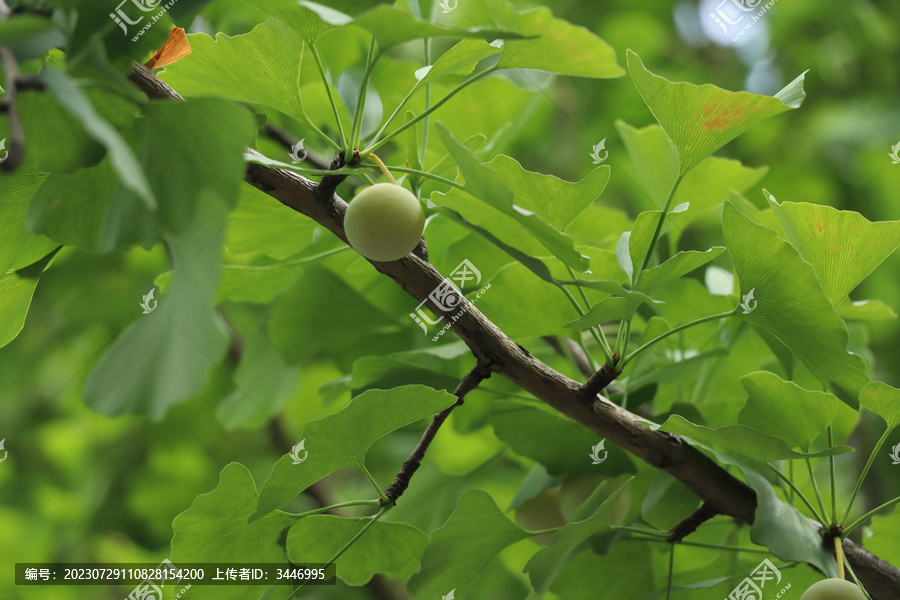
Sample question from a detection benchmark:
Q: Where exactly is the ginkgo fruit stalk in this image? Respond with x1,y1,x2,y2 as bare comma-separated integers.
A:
344,182,425,262
798,579,867,600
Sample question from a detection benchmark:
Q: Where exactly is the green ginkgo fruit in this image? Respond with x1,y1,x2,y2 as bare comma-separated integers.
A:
344,182,425,262
798,578,867,600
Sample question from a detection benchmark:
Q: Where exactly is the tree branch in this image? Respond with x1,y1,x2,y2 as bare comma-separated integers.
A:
128,62,900,600
667,502,719,543
382,363,491,506
0,2,45,172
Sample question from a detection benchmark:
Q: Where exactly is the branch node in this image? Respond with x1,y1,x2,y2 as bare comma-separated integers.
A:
580,355,621,401
315,150,348,206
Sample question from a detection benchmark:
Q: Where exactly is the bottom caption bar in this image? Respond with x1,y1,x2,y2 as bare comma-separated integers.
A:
16,560,336,586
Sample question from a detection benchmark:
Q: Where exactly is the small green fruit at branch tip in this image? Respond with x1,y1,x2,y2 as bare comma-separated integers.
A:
799,579,867,600
344,182,425,262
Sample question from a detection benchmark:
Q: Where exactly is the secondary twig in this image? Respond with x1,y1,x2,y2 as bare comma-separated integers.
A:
0,45,33,171
580,356,621,401
1,0,45,171
128,62,900,600
382,363,492,506
667,502,718,543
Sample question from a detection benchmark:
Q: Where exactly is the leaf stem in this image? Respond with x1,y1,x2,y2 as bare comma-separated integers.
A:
362,66,498,156
349,36,378,155
841,551,873,598
828,425,838,526
620,309,736,368
806,458,830,526
296,98,341,151
841,426,893,524
360,464,388,503
287,505,390,599
379,165,464,190
309,42,348,151
558,284,614,364
420,38,432,167
765,463,827,524
527,526,562,536
566,265,615,361
842,495,900,537
666,544,674,600
633,172,683,287
289,499,382,519
613,525,668,537
620,535,772,555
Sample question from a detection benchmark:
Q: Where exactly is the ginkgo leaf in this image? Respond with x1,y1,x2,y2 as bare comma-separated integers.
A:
287,515,428,585
495,3,623,78
657,415,853,463
768,192,900,306
722,202,869,408
252,385,456,520
408,490,529,599
160,19,305,124
627,50,806,174
739,372,839,451
859,382,900,430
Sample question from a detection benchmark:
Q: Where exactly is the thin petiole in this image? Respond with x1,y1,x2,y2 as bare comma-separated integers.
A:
362,67,498,156
288,499,381,519
309,42,348,151
666,544,674,600
360,464,388,503
286,505,390,599
841,426,893,524
806,458,830,525
620,310,736,368
765,463,827,524
842,495,900,537
566,265,614,361
558,284,615,364
620,536,772,555
632,172,684,287
348,37,379,154
828,425,838,525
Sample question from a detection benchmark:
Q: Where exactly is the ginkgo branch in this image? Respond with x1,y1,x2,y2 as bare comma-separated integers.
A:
382,363,492,506
0,5,45,172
